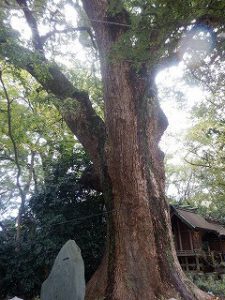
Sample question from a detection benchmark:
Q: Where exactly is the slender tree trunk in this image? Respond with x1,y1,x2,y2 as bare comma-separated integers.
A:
0,72,32,248
16,151,35,245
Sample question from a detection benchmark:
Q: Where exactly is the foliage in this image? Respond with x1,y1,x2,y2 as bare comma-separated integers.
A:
169,57,225,221
0,55,104,213
192,274,225,297
159,38,225,224
109,0,225,69
0,64,72,217
0,147,106,299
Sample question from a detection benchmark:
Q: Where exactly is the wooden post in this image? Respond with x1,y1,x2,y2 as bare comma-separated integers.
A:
219,238,223,263
196,255,200,271
185,257,189,271
211,251,216,267
189,230,193,251
177,219,183,250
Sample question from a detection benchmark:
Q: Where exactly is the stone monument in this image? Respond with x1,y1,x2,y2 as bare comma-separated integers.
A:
41,240,85,300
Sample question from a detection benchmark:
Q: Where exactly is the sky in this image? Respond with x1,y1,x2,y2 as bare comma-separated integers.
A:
157,64,206,163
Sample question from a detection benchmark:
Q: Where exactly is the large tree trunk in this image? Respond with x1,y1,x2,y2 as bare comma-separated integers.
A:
85,61,211,300
82,2,212,299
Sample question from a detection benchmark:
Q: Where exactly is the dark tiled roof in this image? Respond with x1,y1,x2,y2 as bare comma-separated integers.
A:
172,206,225,237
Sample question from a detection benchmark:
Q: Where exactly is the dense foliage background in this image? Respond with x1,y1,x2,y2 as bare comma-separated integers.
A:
0,147,106,299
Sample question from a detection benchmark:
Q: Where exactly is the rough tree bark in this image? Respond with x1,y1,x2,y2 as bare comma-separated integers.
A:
82,1,212,299
0,1,216,299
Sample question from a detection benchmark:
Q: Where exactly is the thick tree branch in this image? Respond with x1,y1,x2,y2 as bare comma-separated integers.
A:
16,0,43,51
40,26,97,49
15,0,102,164
0,25,106,176
16,0,98,50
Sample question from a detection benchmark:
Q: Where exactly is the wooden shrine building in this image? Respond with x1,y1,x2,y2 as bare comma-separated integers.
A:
171,205,225,272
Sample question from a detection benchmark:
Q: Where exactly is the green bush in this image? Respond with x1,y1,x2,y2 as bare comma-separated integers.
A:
0,149,106,299
193,274,225,296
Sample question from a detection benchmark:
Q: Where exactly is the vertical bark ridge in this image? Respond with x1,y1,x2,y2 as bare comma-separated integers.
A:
133,71,212,299
101,61,165,299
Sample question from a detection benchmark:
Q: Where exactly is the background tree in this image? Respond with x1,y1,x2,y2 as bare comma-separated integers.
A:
159,59,225,226
0,146,105,300
180,58,225,221
0,64,75,241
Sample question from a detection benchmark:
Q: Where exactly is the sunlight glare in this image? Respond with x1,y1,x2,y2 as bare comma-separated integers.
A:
64,4,78,27
179,25,215,67
157,64,206,164
10,14,31,39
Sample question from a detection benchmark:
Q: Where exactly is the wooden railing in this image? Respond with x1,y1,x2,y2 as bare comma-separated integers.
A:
177,249,225,257
176,249,225,272
176,249,202,256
